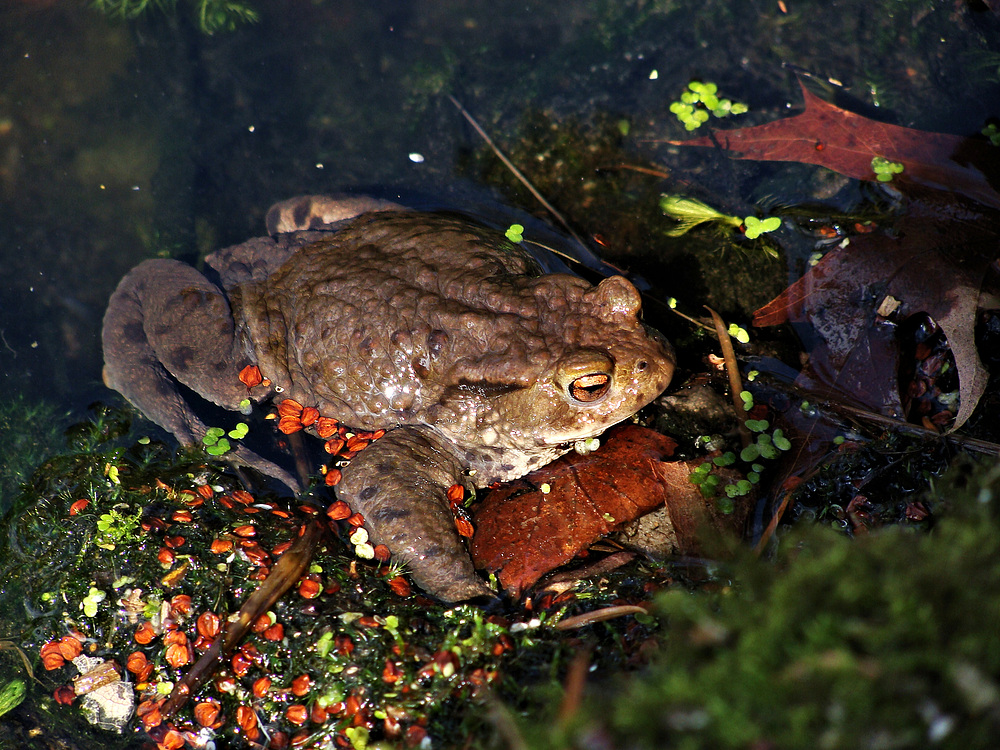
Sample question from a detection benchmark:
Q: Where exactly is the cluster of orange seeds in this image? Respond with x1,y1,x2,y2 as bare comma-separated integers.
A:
40,635,83,671
446,483,475,539
265,393,386,488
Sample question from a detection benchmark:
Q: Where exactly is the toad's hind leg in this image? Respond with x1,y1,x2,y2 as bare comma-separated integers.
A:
338,425,496,603
102,258,300,491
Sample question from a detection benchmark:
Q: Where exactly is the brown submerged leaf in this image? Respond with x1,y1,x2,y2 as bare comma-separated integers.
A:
754,189,999,430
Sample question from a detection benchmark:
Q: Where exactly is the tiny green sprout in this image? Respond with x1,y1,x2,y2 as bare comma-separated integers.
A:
728,323,750,344
82,587,107,617
772,429,791,451
346,725,370,749
743,215,782,240
756,433,779,460
740,390,754,411
228,422,249,440
668,297,678,309
203,427,233,455
617,119,630,136
205,438,231,456
747,369,759,382
871,156,905,182
204,426,225,442
713,452,737,467
239,398,252,415
983,123,1000,147
505,224,524,243
105,464,120,484
660,194,742,237
315,630,334,658
138,436,150,445
745,419,770,433
724,479,753,499
716,494,735,513
740,444,760,462
833,435,846,445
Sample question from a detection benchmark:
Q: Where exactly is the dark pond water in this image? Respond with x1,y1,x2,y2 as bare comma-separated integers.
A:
2,0,997,421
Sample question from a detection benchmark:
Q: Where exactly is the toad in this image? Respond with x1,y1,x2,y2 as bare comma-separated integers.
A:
102,195,674,601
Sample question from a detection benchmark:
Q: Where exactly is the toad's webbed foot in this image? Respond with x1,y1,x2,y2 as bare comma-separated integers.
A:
338,425,495,602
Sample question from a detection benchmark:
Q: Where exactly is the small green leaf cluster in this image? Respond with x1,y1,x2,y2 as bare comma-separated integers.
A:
669,81,748,131
81,587,107,617
742,215,781,240
658,195,781,257
982,123,1000,147
505,224,525,243
690,390,792,503
202,422,248,456
94,507,142,550
871,156,905,182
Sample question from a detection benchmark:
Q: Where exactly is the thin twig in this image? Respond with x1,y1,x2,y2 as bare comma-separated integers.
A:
448,95,589,251
554,604,649,630
705,306,750,446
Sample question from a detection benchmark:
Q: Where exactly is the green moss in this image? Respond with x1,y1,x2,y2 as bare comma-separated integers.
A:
547,456,1000,748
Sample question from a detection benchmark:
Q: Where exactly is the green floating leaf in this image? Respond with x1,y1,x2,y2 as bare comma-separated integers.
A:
773,429,792,451
744,215,782,239
228,422,249,439
505,224,524,243
206,438,231,456
871,156,905,182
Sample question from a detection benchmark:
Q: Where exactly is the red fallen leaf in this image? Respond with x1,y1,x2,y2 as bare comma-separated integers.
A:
471,425,745,597
670,80,1000,210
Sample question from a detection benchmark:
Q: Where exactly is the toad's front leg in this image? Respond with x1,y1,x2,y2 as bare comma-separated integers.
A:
338,425,496,602
102,258,300,491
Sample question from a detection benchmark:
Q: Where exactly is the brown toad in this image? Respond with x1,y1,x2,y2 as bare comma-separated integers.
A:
101,196,674,601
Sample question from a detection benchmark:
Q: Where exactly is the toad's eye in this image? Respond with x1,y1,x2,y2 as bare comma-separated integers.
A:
569,373,611,403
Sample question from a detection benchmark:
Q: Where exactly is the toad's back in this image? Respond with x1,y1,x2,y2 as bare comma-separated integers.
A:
230,212,648,459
